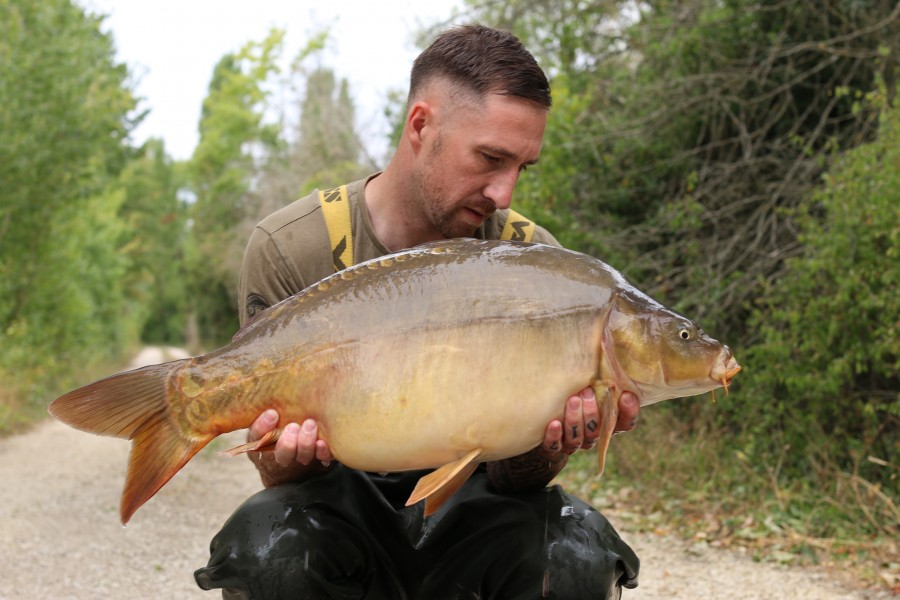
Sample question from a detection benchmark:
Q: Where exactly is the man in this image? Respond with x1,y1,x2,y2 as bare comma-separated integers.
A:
195,25,640,599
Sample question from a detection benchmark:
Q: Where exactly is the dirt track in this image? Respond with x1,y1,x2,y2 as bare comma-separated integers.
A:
0,348,892,599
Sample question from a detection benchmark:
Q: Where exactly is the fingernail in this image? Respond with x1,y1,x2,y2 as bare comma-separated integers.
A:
302,419,316,433
581,388,595,401
284,422,300,436
263,409,278,425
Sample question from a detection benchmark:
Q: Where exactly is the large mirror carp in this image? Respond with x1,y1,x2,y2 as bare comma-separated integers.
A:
50,239,740,523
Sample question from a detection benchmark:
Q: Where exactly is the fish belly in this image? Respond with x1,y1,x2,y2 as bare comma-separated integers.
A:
311,316,601,472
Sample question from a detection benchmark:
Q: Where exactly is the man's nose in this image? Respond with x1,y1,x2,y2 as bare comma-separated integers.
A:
484,170,520,210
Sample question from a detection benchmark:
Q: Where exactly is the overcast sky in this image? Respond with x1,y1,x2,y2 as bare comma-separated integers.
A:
79,0,461,161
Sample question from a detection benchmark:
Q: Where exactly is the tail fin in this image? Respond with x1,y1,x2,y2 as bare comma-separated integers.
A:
49,360,213,524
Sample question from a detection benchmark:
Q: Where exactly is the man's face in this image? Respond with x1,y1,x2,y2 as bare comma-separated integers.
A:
411,91,547,239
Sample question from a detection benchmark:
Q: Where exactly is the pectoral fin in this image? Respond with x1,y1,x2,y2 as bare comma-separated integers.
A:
406,448,483,516
595,387,619,478
220,428,281,457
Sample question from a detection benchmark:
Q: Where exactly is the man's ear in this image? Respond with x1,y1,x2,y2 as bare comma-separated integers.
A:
405,100,432,152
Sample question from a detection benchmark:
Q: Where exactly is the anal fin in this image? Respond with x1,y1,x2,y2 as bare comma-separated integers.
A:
406,448,483,516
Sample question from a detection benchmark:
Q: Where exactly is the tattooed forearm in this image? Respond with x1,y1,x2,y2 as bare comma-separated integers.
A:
486,446,569,493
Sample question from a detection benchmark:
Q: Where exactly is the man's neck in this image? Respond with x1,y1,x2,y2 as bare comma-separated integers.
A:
364,167,444,252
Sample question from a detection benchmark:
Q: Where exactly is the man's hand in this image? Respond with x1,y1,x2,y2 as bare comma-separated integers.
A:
247,409,334,488
542,388,640,455
486,388,640,493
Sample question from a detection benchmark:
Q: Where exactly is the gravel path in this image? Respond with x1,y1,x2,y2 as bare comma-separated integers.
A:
1,348,892,599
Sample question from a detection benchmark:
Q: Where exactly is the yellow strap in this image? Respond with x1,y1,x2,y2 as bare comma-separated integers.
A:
319,185,353,271
500,209,536,242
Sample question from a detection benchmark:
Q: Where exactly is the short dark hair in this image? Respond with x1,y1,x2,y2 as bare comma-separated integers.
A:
409,25,551,109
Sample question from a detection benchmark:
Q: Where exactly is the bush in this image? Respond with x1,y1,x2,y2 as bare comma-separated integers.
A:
742,83,899,488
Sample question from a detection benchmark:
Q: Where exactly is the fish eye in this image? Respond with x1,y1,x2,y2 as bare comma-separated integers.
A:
678,327,693,340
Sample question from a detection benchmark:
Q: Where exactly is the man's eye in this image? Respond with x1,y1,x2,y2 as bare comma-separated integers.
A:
482,153,500,164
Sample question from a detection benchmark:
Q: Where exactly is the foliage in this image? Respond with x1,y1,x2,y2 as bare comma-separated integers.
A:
117,138,190,344
185,29,285,345
0,0,140,421
293,69,368,185
740,82,899,493
256,62,374,207
605,0,898,340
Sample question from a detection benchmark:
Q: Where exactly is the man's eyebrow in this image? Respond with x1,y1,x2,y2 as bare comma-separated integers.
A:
479,144,540,166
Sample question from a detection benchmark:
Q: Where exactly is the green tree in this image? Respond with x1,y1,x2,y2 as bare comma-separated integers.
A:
0,0,139,421
186,29,284,345
117,138,190,345
601,0,898,339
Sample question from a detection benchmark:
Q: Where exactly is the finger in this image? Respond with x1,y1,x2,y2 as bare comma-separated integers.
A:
615,392,640,432
314,440,333,466
294,419,319,465
563,395,584,453
248,409,279,442
274,422,300,466
541,420,564,454
580,388,601,449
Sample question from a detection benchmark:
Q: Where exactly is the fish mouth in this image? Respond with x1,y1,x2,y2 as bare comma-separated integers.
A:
720,364,742,394
710,350,741,396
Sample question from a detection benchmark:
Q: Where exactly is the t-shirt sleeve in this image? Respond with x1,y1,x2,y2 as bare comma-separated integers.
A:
237,226,307,326
531,224,562,248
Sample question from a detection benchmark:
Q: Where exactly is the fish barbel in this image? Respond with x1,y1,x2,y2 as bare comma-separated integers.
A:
49,239,740,523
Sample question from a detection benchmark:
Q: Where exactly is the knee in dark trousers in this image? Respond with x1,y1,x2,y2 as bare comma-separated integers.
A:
416,484,638,599
195,483,405,599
